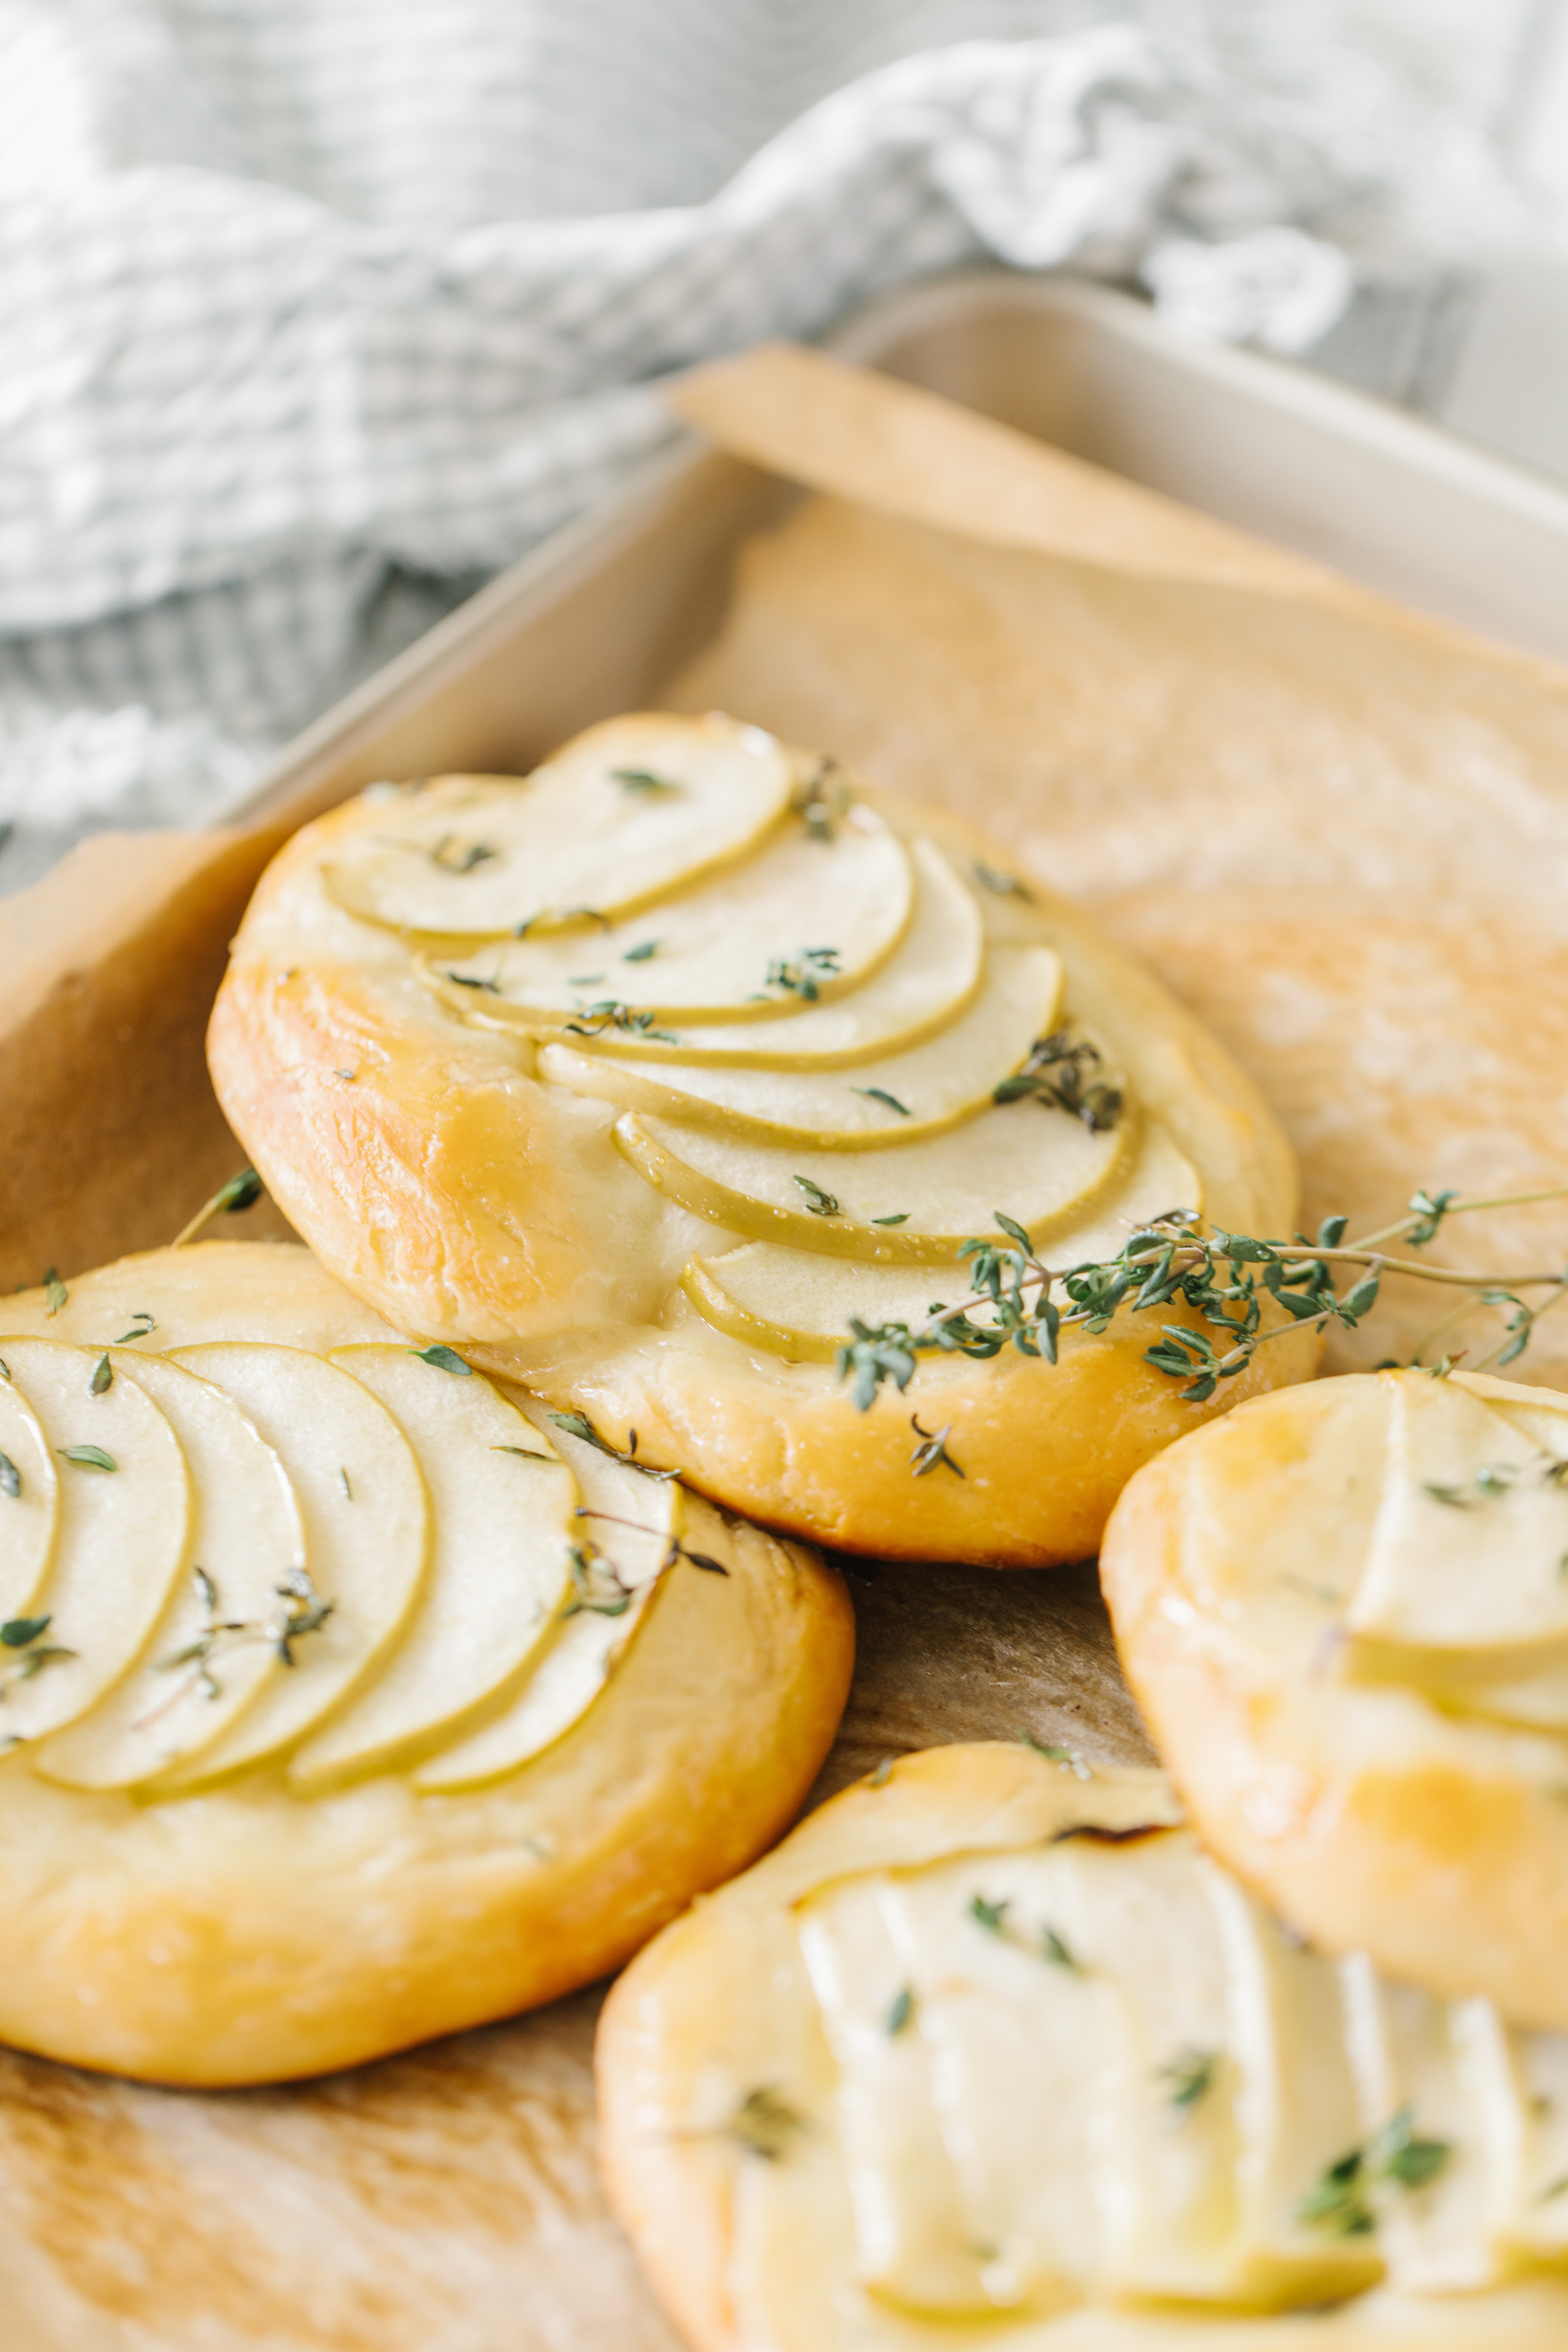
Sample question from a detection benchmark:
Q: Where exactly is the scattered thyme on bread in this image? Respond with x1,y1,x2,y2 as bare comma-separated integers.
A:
839,1182,1568,1426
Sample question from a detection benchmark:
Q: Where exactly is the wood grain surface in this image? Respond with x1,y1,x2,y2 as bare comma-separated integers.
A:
0,1559,1149,2352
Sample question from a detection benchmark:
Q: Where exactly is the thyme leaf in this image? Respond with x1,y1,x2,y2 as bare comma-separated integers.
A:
871,1212,910,1226
561,1542,632,1619
59,1445,115,1472
970,1894,1009,1935
491,1444,555,1462
611,767,679,796
43,1269,67,1317
0,1612,74,1698
563,999,680,1044
172,1167,263,1248
0,1452,17,1500
408,1344,473,1376
622,940,660,962
90,1354,112,1395
767,946,841,1002
909,1414,963,1478
793,1174,841,1218
113,1312,155,1344
972,860,1035,902
442,968,500,993
886,1986,916,2036
994,1030,1122,1132
1297,2107,1451,2237
1020,1730,1093,1781
853,1087,910,1116
1041,1927,1081,1972
792,757,850,843
1161,2048,1220,2113
428,836,498,874
547,1409,680,1478
726,2086,807,2162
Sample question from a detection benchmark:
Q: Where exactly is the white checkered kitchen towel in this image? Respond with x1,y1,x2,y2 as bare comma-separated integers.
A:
0,1,1522,888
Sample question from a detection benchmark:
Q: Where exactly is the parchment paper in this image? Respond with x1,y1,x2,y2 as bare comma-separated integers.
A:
670,342,1568,1385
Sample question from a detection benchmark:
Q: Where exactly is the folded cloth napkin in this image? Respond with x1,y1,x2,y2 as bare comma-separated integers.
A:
0,2,1508,884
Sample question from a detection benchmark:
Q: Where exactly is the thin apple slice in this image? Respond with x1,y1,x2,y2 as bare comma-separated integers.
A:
870,1848,1117,2310
1348,1376,1568,1651
680,1121,1198,1357
512,839,982,1068
0,1338,190,1743
424,804,913,1026
540,945,1063,1149
0,1366,58,1625
150,1344,429,1789
321,713,793,939
287,1350,578,1789
616,1087,1130,1266
795,1872,994,2311
35,1351,305,1790
412,1399,680,1792
1338,1954,1497,2292
1200,1860,1381,2303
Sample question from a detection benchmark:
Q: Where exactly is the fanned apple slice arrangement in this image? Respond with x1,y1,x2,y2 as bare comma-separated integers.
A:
329,717,1201,1360
0,1242,852,2086
599,1745,1568,2351
0,1249,807,1799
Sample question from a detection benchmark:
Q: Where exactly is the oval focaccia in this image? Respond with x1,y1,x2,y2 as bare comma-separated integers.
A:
206,712,1311,1568
598,1742,1568,2352
1101,1366,1568,2034
0,1244,852,2085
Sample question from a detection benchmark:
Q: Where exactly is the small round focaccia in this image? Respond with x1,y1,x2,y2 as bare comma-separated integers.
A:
0,1244,852,2086
598,1743,1568,2352
208,713,1311,1568
1101,1367,1568,2033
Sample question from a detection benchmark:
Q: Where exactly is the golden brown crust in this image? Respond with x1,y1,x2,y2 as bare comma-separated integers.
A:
1101,1373,1568,2030
0,1245,854,2087
207,727,1312,1567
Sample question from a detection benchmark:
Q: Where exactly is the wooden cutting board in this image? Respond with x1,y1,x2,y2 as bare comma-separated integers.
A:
0,1560,1150,2352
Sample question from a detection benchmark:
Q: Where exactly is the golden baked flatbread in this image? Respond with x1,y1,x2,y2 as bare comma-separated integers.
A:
598,1742,1568,2350
206,713,1311,1568
1102,1367,1568,2031
0,1244,851,2085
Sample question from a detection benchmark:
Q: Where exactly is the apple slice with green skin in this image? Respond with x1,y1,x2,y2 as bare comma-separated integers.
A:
149,1344,429,1791
321,714,794,939
616,1088,1130,1266
412,1398,681,1793
424,805,913,1027
503,839,982,1070
286,1350,579,1790
0,1338,190,1743
0,1368,58,1626
679,1121,1199,1358
1347,1376,1568,1652
538,945,1063,1150
35,1350,306,1790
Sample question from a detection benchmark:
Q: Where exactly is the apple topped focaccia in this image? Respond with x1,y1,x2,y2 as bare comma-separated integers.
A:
206,711,1311,1567
0,1243,852,2086
598,1743,1568,2352
1102,1367,1568,2037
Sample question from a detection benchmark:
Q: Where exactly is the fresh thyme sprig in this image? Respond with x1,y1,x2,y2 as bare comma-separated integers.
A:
1297,2107,1451,2237
0,1614,74,1702
792,758,850,843
573,1505,729,1576
994,1030,1122,1132
172,1166,264,1249
1161,2049,1220,2115
836,1185,1568,1425
141,1564,334,1726
562,999,680,1044
766,946,841,1002
547,1409,681,1480
725,2086,808,2162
